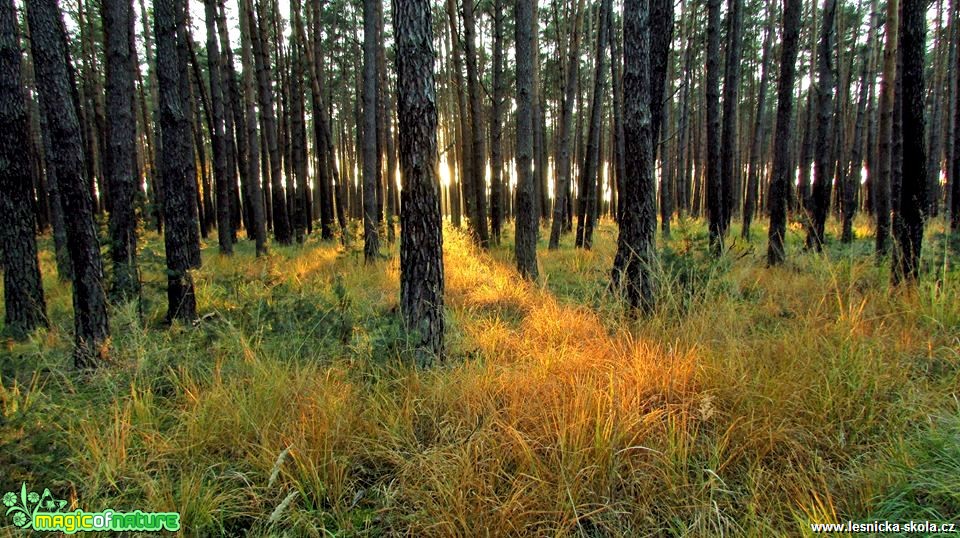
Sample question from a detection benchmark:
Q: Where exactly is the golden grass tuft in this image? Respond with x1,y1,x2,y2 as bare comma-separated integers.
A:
1,219,958,536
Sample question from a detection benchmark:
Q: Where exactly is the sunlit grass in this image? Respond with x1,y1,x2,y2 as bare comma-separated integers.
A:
1,216,958,536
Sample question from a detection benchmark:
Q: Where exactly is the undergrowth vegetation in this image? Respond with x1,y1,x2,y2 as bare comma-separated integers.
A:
1,218,959,536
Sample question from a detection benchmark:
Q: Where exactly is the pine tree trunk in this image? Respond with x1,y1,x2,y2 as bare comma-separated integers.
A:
489,0,505,246
766,0,803,265
462,0,489,248
719,0,744,239
395,0,445,361
806,0,838,251
247,0,290,244
608,4,626,223
515,0,539,280
0,0,47,338
612,0,657,312
705,0,723,252
204,0,233,255
237,0,267,256
157,0,202,322
575,0,609,250
27,0,110,365
876,0,899,255
742,2,774,240
362,0,380,262
102,0,141,298
893,0,928,283
549,0,585,249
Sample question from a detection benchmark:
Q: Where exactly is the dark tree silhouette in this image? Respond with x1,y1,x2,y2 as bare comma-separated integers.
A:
156,0,202,321
893,0,928,283
102,0,140,299
463,0,489,248
27,0,110,366
806,0,837,251
612,0,657,311
766,0,803,266
362,0,380,262
705,0,723,252
204,0,233,255
0,0,47,338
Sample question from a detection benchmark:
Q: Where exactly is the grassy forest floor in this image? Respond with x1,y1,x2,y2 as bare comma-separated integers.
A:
1,217,959,536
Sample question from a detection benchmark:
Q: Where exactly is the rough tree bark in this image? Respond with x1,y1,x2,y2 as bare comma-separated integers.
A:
705,0,723,252
806,0,838,251
719,0,744,237
876,0,899,255
462,0,489,248
611,0,657,312
515,0,539,280
362,0,380,262
204,0,233,255
157,0,202,321
893,0,928,283
766,0,803,265
102,0,140,299
394,0,445,361
490,0,505,246
575,0,610,250
237,0,267,256
27,0,110,366
0,0,47,338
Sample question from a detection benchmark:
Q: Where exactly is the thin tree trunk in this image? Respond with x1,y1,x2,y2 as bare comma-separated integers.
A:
893,0,928,283
767,0,803,265
362,0,380,261
549,0,585,249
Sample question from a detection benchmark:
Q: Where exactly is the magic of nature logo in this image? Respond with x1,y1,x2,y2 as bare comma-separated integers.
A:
3,483,180,534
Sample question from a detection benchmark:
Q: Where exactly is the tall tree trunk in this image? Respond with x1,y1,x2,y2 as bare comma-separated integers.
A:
576,0,609,249
806,0,838,251
893,0,928,283
705,0,723,252
489,0,505,246
549,0,585,249
157,0,202,322
612,0,657,311
28,0,110,366
289,0,309,245
515,0,539,280
766,0,803,265
247,0,290,244
608,4,626,223
742,1,774,239
237,0,267,256
876,0,899,256
394,0,444,361
0,0,47,338
102,0,140,298
842,0,879,243
204,0,233,255
362,0,380,261
445,0,473,231
462,0,489,247
719,0,744,239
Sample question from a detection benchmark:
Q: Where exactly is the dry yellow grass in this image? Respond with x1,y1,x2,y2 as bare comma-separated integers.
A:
1,218,958,536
